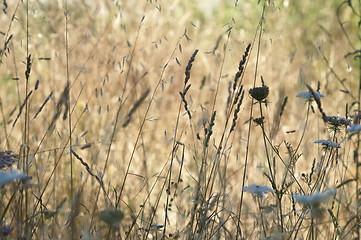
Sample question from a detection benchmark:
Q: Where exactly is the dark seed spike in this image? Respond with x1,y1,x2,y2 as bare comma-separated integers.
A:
25,54,32,80
226,81,232,112
71,149,103,186
180,49,199,120
233,44,251,92
34,79,40,90
204,111,216,148
280,96,288,117
345,103,348,119
183,84,191,95
33,91,53,120
317,81,320,92
184,49,199,85
230,89,245,133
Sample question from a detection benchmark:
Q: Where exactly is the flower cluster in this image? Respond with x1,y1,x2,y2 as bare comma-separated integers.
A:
99,209,124,227
243,184,273,198
294,189,336,206
0,169,29,186
296,91,325,100
346,124,361,133
314,139,341,148
1,225,13,236
0,151,18,169
324,115,352,127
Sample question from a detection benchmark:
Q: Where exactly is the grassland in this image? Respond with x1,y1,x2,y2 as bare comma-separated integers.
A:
0,0,360,239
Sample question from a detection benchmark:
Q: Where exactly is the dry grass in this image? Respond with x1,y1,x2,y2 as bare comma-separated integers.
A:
0,0,360,239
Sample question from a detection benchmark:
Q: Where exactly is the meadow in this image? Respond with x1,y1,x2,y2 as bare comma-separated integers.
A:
0,0,360,239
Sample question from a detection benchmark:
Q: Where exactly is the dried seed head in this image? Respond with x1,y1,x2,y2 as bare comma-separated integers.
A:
253,116,265,125
249,86,269,101
99,209,124,227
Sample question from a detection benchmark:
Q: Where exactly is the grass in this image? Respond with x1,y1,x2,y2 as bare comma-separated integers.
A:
0,0,360,239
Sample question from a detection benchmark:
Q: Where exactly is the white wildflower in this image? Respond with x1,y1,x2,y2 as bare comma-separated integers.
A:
243,184,274,198
294,189,336,205
296,91,325,100
0,169,28,186
150,224,164,229
346,124,361,133
314,139,341,148
324,115,352,127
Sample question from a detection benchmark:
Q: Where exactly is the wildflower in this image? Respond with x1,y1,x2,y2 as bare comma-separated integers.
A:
314,139,341,148
324,115,351,127
0,169,29,186
249,86,269,101
243,184,273,198
296,91,325,100
0,151,18,169
346,124,361,133
294,189,336,206
1,225,13,236
99,209,124,227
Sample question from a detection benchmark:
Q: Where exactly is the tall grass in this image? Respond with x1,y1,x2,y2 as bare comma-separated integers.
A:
0,0,360,239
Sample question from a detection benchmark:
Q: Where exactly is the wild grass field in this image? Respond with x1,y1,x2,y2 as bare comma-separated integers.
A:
0,0,360,239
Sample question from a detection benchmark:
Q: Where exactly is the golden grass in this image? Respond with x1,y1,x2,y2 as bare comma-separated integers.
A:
0,0,360,239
